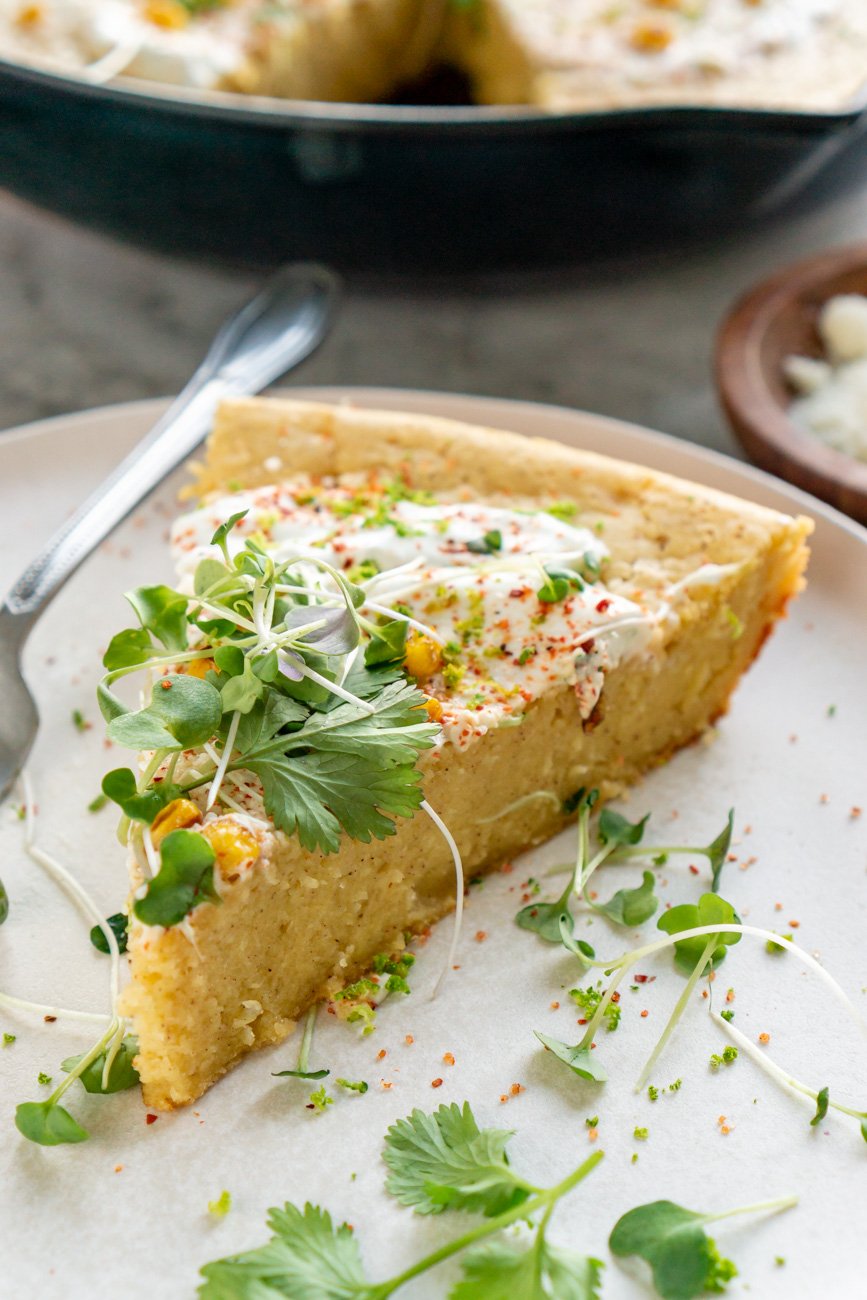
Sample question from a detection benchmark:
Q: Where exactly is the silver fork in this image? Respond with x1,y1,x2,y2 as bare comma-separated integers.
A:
0,261,338,803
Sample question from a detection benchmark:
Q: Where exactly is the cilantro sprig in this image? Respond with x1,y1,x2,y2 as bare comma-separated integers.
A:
199,1101,604,1297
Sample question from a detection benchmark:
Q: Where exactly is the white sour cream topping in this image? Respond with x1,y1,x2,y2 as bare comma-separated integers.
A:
172,484,656,750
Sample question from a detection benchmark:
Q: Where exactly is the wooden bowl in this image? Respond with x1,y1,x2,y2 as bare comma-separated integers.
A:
716,243,867,525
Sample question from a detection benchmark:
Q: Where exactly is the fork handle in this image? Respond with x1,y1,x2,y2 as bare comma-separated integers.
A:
2,262,338,621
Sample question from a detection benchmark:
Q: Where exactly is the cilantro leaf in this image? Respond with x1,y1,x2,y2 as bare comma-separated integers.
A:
657,893,741,975
534,1032,607,1083
593,870,658,927
133,830,218,927
198,1202,373,1299
61,1037,139,1093
452,1239,603,1299
609,1201,737,1300
15,1100,89,1146
249,749,425,855
107,674,223,752
89,911,129,955
598,809,649,848
126,584,190,653
383,1102,533,1217
811,1087,830,1127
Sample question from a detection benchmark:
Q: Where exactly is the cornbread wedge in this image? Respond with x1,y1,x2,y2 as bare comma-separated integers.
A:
115,398,811,1110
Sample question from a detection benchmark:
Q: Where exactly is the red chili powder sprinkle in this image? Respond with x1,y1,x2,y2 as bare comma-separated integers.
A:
431,1078,443,1089
759,1032,771,1045
640,1009,649,1018
146,1114,158,1125
475,930,487,943
443,1052,455,1066
405,1035,414,1046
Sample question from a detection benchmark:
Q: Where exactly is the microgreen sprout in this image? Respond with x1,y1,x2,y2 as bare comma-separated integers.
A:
711,1010,867,1139
516,799,734,942
272,1005,330,1082
610,1195,797,1300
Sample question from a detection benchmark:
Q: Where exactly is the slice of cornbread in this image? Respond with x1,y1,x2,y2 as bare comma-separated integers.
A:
119,398,811,1110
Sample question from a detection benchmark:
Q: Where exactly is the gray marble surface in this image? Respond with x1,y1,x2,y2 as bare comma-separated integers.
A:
2,142,867,458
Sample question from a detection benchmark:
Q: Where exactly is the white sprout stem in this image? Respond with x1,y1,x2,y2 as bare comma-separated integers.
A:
207,710,241,811
710,1011,867,1122
297,1005,317,1072
0,991,116,1025
338,644,361,688
362,600,445,644
196,599,257,633
475,789,562,825
633,937,716,1092
703,1195,799,1224
81,39,142,85
141,825,160,879
422,799,464,999
21,771,121,1014
295,659,376,713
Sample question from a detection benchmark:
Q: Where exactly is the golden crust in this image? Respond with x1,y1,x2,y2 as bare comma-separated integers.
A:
124,396,812,1110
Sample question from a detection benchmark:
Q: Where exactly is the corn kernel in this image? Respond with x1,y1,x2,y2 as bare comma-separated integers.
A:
186,657,215,680
424,697,444,722
403,633,443,681
630,22,674,51
151,798,203,847
16,5,44,27
201,820,260,873
144,0,189,30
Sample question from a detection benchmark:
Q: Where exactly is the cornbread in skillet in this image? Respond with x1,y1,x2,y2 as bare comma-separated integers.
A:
120,397,811,1110
3,1,866,113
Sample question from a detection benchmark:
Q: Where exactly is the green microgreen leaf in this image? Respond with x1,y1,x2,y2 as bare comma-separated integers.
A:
89,912,129,955
535,1031,608,1083
126,584,190,653
811,1087,830,1127
657,894,741,975
707,810,734,893
208,1190,232,1218
336,1078,369,1094
101,768,180,823
133,829,218,927
107,674,222,751
383,1101,534,1217
593,870,658,927
272,1068,330,1081
102,626,155,672
219,656,264,714
0,877,8,925
597,809,649,848
210,510,248,561
364,617,408,667
610,1200,754,1300
15,1100,89,1146
537,565,583,604
466,530,502,555
61,1036,139,1093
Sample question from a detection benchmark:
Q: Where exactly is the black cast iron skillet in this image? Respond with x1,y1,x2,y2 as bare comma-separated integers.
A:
0,54,865,271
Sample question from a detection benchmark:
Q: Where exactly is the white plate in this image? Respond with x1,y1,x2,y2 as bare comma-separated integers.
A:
1,389,866,1299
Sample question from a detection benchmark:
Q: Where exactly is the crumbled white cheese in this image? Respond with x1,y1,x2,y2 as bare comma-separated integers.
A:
785,293,867,462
